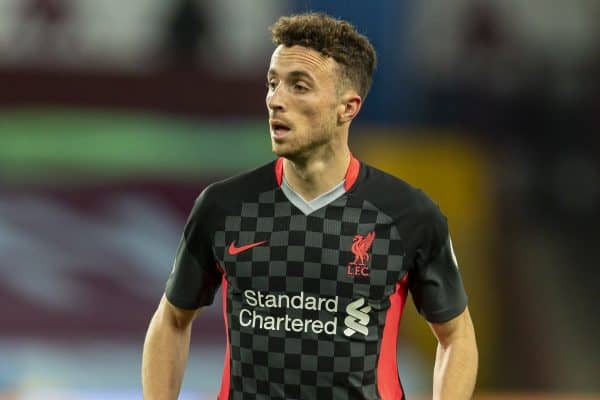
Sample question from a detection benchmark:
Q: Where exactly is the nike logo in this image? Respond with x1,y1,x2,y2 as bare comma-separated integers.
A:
228,240,268,255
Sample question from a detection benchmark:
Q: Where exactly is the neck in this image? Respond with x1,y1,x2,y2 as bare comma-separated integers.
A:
283,142,351,201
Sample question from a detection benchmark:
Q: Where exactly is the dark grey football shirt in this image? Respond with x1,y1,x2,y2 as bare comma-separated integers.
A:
165,157,468,400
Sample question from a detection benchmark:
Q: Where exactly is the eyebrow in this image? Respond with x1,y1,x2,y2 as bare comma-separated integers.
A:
268,69,315,83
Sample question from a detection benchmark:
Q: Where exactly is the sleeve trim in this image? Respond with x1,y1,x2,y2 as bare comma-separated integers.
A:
422,300,467,323
165,291,205,310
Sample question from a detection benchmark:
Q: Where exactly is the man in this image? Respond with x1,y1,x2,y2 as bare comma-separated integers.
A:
142,13,478,400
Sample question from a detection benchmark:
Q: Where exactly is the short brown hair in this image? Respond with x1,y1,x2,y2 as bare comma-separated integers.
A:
270,13,377,99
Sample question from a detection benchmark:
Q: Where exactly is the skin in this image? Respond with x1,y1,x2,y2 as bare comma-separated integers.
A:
266,45,362,200
142,295,201,400
430,308,478,400
142,44,478,399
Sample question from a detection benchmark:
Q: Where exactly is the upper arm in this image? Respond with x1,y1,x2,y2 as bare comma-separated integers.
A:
409,199,468,323
165,186,223,309
429,307,475,348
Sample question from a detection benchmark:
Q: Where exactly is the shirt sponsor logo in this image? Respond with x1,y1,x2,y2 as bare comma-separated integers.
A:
239,291,373,338
343,297,371,337
239,290,338,335
347,231,375,277
227,240,268,255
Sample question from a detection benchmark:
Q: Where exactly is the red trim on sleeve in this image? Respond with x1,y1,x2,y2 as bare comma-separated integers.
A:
377,274,409,400
217,274,230,400
275,157,284,186
344,155,360,191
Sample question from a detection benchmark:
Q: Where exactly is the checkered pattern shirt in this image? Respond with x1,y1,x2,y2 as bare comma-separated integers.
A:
166,157,468,400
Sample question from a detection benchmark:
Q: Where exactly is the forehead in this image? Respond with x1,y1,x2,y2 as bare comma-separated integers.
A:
268,45,338,77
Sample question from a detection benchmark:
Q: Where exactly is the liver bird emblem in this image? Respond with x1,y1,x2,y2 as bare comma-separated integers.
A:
351,231,376,265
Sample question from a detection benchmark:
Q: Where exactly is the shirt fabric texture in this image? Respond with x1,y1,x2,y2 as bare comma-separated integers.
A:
165,157,468,400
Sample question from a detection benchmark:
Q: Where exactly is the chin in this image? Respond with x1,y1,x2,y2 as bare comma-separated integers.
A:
272,142,297,159
272,140,324,161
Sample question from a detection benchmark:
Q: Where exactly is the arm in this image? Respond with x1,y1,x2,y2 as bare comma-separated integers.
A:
142,295,202,400
429,307,478,400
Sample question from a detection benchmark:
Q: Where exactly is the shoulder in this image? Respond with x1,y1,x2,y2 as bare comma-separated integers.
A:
353,162,446,226
191,159,279,215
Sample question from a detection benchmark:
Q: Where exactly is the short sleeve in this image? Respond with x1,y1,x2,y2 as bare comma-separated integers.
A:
409,204,468,323
165,187,222,309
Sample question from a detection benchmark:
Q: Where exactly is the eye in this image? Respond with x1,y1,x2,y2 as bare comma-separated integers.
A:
293,83,309,92
266,80,278,90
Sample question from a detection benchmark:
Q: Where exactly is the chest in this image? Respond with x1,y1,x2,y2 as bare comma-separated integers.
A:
212,195,406,303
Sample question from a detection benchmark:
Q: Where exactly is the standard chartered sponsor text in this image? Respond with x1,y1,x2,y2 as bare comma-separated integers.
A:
240,290,338,334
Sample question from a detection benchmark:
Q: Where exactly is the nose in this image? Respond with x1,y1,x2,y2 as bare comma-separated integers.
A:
266,85,285,112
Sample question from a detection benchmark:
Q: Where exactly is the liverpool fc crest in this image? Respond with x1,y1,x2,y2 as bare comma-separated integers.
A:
347,231,375,276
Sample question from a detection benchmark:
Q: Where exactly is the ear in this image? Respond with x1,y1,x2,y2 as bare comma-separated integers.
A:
338,92,362,124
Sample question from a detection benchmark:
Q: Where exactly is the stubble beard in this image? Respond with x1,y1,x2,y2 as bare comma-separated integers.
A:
272,122,335,161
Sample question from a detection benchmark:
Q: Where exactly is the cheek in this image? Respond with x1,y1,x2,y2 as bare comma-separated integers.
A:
303,107,321,122
296,99,324,122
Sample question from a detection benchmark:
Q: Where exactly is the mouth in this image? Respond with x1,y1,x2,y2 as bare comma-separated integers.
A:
270,119,292,139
